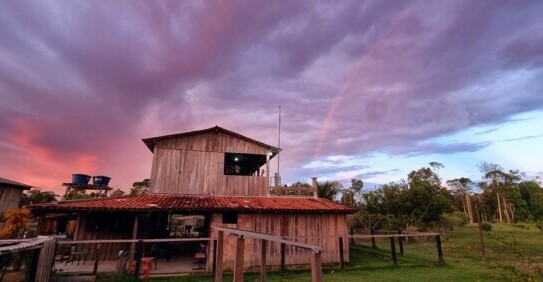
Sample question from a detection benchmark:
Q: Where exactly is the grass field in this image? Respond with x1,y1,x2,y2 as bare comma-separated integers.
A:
100,224,543,281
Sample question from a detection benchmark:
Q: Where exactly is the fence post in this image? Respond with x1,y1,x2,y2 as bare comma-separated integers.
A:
338,236,344,269
261,240,268,282
215,231,224,282
435,235,444,264
389,237,397,265
280,240,286,271
398,230,404,256
233,236,245,282
310,251,323,282
371,228,376,248
350,228,355,245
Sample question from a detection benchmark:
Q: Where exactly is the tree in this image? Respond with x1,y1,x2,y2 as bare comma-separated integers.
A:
447,178,474,223
20,189,57,206
110,189,125,197
429,162,444,178
130,179,150,195
479,162,511,223
341,179,364,207
0,208,30,239
316,180,342,200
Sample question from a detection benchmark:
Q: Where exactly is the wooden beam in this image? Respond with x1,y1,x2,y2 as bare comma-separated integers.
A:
215,231,224,282
212,226,321,252
310,251,323,282
233,236,245,282
73,213,82,240
280,242,285,271
260,240,267,282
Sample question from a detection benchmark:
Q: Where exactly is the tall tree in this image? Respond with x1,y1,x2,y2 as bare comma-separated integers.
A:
341,179,364,207
447,177,474,223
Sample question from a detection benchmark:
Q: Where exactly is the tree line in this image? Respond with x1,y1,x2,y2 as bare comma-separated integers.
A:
308,162,543,231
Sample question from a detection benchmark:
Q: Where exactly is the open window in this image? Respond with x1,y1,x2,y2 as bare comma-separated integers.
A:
224,153,268,176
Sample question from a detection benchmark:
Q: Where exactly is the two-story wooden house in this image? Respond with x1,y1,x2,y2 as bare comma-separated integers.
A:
32,126,353,271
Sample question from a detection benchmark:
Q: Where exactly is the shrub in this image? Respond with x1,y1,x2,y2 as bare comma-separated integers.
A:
536,221,543,232
439,213,468,230
481,222,492,232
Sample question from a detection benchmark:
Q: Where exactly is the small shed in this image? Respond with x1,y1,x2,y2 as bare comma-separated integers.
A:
0,177,31,214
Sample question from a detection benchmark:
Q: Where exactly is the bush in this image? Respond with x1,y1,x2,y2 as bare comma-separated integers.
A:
481,222,492,232
439,213,468,230
536,221,543,232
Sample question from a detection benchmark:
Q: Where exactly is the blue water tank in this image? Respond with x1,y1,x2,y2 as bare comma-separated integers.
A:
93,176,111,186
72,174,91,184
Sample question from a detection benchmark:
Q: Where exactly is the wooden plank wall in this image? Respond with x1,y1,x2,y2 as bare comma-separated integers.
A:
209,213,349,270
0,187,24,214
150,132,270,195
75,213,135,260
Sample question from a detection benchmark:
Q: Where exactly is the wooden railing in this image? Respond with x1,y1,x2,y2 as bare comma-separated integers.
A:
212,226,323,282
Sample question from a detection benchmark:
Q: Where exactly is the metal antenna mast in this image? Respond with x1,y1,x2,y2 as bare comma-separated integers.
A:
278,105,281,175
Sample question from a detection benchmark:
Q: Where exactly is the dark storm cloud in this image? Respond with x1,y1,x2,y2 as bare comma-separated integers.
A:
1,0,542,190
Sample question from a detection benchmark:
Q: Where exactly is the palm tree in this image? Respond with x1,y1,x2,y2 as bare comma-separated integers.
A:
317,181,343,200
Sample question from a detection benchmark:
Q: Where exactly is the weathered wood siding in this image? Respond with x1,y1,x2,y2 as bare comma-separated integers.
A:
0,187,24,214
210,213,349,270
150,131,269,195
75,213,135,260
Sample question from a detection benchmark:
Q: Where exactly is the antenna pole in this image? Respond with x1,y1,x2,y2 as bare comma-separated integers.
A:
278,106,281,175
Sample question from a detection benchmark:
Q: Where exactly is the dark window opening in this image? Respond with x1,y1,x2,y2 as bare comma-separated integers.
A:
222,211,238,224
224,152,268,176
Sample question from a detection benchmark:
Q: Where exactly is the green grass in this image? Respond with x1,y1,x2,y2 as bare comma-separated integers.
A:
99,224,543,281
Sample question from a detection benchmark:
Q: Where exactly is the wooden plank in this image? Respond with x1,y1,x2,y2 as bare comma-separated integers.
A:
233,236,245,282
35,238,56,282
339,236,344,269
349,233,439,239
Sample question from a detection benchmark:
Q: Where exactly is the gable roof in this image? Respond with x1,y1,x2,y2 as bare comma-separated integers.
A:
142,126,281,153
31,194,354,214
0,177,32,190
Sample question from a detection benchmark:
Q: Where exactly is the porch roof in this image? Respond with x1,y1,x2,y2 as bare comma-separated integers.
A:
30,194,354,213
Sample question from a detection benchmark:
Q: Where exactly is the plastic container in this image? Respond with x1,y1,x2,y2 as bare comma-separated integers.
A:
92,176,111,186
72,174,91,184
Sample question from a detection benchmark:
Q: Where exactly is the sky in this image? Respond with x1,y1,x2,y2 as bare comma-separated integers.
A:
1,1,543,195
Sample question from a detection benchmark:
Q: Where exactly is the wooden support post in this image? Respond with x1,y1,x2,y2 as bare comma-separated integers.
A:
371,228,376,248
398,230,404,256
389,237,398,265
310,251,323,282
93,243,101,275
233,236,245,282
280,241,286,271
350,228,355,245
215,231,224,282
129,214,139,263
133,240,144,277
37,213,45,235
212,239,217,274
339,236,344,269
435,235,444,264
261,240,268,282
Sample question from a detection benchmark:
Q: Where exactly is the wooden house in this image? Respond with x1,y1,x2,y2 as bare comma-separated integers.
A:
0,177,31,217
32,126,353,270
